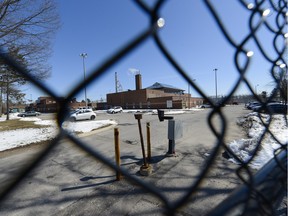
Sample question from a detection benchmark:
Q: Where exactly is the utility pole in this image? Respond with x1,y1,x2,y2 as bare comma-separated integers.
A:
213,68,218,101
187,79,196,109
255,84,259,95
115,72,118,93
80,53,88,107
188,83,190,109
115,71,123,93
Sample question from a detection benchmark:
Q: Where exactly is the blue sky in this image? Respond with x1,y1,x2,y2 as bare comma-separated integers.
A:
25,0,282,102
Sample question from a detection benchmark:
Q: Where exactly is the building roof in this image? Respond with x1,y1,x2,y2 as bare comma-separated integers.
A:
146,82,184,91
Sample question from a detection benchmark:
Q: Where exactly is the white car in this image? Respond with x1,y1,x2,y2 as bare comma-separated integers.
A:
107,106,123,114
69,109,96,121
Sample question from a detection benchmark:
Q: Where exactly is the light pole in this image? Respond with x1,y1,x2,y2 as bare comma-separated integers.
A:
187,83,190,109
80,53,88,107
0,75,2,116
187,79,196,109
255,84,259,95
213,68,218,101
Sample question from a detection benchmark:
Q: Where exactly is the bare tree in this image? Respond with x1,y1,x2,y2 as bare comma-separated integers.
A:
271,68,288,103
0,0,60,76
0,0,60,118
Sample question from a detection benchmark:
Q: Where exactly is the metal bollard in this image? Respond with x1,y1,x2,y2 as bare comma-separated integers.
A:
146,122,151,161
134,114,152,176
167,119,176,155
134,114,147,166
114,128,121,180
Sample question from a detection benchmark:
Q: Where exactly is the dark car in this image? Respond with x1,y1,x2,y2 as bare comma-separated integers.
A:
253,103,288,114
245,101,261,110
18,111,41,117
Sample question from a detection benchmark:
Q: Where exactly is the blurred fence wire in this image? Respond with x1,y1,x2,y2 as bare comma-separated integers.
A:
0,0,287,215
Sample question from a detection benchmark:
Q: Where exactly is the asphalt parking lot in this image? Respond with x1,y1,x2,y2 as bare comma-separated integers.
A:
0,105,252,215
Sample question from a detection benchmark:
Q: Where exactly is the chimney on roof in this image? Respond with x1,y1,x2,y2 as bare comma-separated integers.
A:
135,74,142,90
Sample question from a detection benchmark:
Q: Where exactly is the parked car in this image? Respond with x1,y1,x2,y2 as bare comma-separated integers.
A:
69,109,96,121
252,103,288,114
107,106,123,114
216,101,226,107
200,104,212,108
18,111,41,117
245,101,262,110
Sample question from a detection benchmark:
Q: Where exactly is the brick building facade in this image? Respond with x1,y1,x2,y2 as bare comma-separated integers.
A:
29,75,204,112
107,74,203,109
33,96,89,113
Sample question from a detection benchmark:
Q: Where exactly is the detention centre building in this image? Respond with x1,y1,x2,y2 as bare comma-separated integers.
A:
22,74,204,112
106,74,203,109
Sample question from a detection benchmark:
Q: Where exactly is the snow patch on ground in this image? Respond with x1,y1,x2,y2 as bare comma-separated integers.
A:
0,127,58,152
227,112,287,169
62,119,117,133
1,111,287,170
0,113,117,152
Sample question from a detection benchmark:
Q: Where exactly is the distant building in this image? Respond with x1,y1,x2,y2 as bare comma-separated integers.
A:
33,96,91,113
31,75,203,112
33,96,59,113
106,74,203,109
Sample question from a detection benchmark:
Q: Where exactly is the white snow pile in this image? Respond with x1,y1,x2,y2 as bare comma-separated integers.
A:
227,112,288,170
62,120,116,133
121,108,200,115
0,113,117,152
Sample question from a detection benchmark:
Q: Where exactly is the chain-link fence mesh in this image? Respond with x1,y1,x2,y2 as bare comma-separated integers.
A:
0,0,287,215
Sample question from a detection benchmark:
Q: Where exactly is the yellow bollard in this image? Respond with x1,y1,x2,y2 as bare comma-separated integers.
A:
114,128,121,181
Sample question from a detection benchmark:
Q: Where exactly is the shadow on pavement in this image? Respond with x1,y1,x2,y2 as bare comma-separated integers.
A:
61,177,116,192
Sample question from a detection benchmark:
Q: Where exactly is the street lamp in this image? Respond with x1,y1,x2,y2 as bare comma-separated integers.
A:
213,68,218,101
80,53,88,107
255,84,259,95
187,79,196,109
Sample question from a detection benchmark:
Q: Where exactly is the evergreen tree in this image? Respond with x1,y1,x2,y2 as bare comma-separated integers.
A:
0,46,28,119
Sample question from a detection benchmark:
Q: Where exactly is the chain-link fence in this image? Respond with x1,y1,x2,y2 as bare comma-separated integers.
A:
0,0,287,215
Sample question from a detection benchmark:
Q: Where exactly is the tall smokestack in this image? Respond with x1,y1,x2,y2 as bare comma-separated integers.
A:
135,74,142,90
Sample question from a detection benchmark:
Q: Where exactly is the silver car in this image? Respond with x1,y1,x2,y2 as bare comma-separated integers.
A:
18,111,41,117
200,104,212,108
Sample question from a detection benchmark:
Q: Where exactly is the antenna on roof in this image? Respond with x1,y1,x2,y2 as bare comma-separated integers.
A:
115,72,123,93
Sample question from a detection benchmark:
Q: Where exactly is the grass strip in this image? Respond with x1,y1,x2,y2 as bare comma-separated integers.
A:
0,119,47,132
